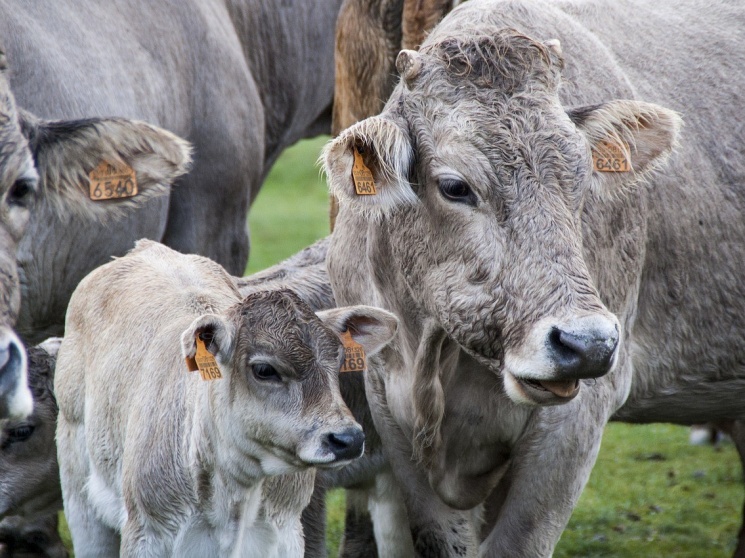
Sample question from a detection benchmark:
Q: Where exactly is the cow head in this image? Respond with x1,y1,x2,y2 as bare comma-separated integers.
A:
325,28,680,415
180,290,398,475
0,50,191,416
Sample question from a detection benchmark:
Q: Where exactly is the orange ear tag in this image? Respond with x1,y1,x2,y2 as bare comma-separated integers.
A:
89,160,138,200
352,147,377,195
592,141,631,173
185,336,223,380
339,330,367,373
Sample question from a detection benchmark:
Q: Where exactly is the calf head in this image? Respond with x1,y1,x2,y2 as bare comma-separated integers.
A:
181,290,397,476
0,338,61,520
325,27,679,429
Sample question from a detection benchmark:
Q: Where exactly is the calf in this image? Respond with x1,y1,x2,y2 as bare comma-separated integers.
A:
55,241,397,557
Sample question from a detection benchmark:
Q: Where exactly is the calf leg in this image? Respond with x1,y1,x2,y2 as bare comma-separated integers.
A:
368,471,415,557
302,479,327,558
729,420,745,558
57,421,119,557
339,489,377,558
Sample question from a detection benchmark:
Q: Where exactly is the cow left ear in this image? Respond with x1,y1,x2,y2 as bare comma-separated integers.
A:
181,314,235,367
570,100,681,190
19,111,191,221
323,111,417,219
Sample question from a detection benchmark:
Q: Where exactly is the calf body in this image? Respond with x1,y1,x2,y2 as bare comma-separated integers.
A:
55,241,397,557
325,0,745,555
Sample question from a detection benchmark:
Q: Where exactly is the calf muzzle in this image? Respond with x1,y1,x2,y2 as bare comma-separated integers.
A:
547,318,619,380
323,427,365,462
0,329,31,419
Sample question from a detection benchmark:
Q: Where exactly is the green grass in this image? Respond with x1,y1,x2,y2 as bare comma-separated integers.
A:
59,137,744,556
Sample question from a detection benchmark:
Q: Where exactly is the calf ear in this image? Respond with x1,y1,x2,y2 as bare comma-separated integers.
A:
181,314,235,366
570,100,681,191
19,111,191,220
317,305,398,357
323,112,417,219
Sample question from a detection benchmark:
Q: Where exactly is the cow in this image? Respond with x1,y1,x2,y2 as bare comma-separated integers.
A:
0,0,344,344
0,338,66,558
323,0,745,555
55,240,398,557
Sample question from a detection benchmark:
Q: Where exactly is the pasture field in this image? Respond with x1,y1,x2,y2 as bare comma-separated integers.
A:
59,137,742,556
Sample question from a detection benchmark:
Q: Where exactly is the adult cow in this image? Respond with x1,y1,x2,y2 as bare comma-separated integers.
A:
325,0,745,555
0,0,342,343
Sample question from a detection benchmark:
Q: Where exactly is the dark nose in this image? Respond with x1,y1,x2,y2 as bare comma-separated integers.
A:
324,427,365,461
547,321,619,380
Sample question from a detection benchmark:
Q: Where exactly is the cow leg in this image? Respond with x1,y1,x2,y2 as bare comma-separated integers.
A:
729,420,745,558
57,421,120,557
339,488,377,558
368,470,415,557
480,398,608,558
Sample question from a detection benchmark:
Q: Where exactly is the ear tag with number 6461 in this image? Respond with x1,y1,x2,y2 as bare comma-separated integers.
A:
352,146,377,195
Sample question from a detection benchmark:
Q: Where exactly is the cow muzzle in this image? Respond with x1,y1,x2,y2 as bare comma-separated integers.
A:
503,314,619,406
0,328,32,420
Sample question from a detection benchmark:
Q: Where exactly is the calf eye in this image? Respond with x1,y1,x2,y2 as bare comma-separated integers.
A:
252,363,281,382
438,178,477,206
6,424,35,444
7,178,37,207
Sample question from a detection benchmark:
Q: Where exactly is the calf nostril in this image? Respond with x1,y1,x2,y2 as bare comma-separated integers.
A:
324,427,365,461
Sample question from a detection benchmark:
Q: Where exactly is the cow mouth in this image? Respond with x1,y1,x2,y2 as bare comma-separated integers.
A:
513,376,580,404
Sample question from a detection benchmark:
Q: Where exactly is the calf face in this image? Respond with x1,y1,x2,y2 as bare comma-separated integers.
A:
181,290,397,474
325,29,679,415
0,338,61,520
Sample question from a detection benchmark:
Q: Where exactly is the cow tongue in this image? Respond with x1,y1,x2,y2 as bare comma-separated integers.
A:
538,379,579,398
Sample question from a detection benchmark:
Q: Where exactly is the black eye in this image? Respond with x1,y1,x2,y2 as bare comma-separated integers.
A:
6,424,35,444
252,363,281,382
438,178,476,206
7,178,37,206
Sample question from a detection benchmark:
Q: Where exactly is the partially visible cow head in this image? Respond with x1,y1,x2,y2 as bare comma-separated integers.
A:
181,290,398,475
0,49,191,417
325,26,679,418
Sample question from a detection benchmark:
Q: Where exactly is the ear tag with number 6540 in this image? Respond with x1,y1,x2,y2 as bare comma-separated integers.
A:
340,330,367,373
352,146,377,195
185,335,222,381
89,160,138,200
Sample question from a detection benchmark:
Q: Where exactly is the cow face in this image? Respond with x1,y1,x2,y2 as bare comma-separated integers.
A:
181,290,398,475
325,29,680,407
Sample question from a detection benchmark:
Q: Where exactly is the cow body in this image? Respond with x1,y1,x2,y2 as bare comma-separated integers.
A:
0,0,342,343
325,0,745,555
55,241,397,557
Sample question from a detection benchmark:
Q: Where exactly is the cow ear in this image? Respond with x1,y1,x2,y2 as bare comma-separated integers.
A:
570,100,681,192
181,314,235,366
19,111,191,221
317,305,398,357
323,113,417,219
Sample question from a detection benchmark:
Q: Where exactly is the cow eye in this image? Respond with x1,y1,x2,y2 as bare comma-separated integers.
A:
6,424,35,444
7,178,37,207
252,363,281,382
438,178,476,206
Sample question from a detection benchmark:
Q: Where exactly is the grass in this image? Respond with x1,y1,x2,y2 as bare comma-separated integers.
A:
59,137,744,556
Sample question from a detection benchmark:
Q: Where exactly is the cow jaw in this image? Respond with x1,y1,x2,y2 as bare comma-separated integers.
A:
503,372,580,406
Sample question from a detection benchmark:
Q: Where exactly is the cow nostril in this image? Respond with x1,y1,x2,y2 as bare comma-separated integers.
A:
547,324,618,380
324,427,365,461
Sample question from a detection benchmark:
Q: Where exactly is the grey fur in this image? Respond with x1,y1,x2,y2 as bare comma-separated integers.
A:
0,0,344,343
325,0,745,555
55,241,398,557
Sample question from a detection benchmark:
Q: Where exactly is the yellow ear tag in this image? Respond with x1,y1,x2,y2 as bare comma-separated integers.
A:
592,141,631,173
88,160,138,200
187,336,223,381
352,147,377,195
339,330,367,373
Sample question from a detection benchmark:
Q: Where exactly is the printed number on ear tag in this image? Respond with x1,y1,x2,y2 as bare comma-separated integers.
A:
88,160,138,200
340,330,367,373
592,141,630,173
352,147,377,195
185,335,222,380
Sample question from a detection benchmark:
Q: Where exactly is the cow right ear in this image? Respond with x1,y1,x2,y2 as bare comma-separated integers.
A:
19,111,191,221
181,314,235,367
323,113,417,219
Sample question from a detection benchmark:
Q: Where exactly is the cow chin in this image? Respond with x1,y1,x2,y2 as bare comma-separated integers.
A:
503,370,581,406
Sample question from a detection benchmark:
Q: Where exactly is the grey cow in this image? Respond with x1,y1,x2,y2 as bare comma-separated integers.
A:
0,0,343,344
55,241,398,557
324,0,745,555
